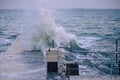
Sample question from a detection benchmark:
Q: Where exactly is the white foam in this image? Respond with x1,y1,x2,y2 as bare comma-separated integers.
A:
19,9,77,51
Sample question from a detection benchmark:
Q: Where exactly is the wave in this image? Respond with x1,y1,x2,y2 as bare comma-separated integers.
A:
19,9,80,52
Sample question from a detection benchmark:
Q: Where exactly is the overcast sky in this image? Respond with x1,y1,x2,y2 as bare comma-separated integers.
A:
0,0,120,9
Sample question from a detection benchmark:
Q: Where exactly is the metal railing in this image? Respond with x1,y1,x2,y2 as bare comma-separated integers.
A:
63,51,120,80
0,39,120,80
63,39,120,80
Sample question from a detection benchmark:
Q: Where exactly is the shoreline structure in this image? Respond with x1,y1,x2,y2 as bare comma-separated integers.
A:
0,37,120,80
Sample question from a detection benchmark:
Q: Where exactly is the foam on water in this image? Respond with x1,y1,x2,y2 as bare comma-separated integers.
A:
19,9,78,51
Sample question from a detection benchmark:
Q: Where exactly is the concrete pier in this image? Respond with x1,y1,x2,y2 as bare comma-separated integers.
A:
5,36,24,54
0,37,120,80
0,37,46,80
0,51,46,80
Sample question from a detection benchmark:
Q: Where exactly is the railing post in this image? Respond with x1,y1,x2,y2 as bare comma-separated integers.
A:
115,39,120,75
119,61,120,75
110,56,113,80
115,39,118,63
114,39,120,76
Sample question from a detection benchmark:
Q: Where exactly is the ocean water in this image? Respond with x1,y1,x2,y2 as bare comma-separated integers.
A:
0,9,120,52
0,9,25,51
54,9,120,52
0,9,120,77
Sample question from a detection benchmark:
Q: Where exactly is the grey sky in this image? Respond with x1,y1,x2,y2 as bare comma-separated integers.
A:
0,0,120,9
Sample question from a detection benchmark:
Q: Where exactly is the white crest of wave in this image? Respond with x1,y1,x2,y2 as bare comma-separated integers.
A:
20,9,77,51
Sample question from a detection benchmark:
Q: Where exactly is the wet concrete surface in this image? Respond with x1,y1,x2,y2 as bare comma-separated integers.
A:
0,51,46,80
0,51,120,80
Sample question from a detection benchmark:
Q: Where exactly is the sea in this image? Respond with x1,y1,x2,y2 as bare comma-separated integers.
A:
0,9,120,77
0,9,120,52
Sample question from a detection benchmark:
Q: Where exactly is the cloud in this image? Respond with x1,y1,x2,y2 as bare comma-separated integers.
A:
0,0,45,9
0,0,120,9
47,0,120,9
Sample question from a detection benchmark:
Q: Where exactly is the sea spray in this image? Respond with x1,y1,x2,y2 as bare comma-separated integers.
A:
32,10,78,50
17,0,80,52
19,9,79,52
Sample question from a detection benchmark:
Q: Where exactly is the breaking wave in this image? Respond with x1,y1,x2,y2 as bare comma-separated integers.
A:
20,9,79,52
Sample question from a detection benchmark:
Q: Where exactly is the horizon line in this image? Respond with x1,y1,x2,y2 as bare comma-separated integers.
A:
0,8,120,10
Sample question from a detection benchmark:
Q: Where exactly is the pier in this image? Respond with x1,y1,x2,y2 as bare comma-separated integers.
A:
0,37,46,80
0,37,120,80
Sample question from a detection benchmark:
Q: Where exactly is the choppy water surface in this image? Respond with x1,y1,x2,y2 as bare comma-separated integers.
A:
54,9,120,52
0,9,120,52
0,9,120,79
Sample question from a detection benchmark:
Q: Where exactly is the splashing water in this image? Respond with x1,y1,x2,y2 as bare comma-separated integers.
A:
16,0,79,52
19,9,78,51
